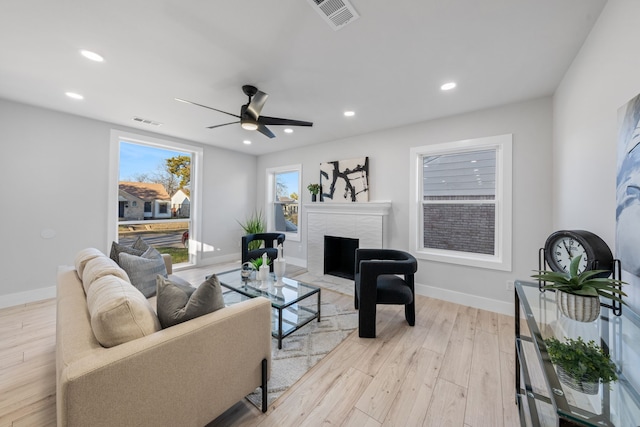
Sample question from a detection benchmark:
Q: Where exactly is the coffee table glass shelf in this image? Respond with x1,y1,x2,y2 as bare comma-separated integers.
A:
216,269,321,349
515,280,640,426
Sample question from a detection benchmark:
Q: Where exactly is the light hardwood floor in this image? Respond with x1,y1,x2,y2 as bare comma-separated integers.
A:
0,263,519,426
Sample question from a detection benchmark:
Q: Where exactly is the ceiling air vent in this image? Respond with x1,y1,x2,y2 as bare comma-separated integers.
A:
132,117,162,126
306,0,359,31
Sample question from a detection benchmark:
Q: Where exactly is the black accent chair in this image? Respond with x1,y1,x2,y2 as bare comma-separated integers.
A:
354,249,418,338
241,233,285,272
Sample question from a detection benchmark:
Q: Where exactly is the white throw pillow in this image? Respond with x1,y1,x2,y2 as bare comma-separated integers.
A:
82,255,130,295
74,248,105,277
86,275,161,348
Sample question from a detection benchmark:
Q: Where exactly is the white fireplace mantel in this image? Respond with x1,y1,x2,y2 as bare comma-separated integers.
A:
302,201,392,216
304,201,392,275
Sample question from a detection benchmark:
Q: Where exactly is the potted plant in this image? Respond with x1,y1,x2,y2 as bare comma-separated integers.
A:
250,256,271,270
307,183,321,202
531,255,626,322
544,336,617,395
237,209,266,250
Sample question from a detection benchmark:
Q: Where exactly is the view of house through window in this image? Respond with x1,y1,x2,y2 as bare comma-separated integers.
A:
274,169,300,235
422,149,496,254
118,141,192,265
410,134,512,271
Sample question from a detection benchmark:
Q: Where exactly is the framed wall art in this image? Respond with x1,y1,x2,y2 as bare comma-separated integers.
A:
320,157,369,202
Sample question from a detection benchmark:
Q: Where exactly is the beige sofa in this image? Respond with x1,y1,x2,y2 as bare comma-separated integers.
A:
56,250,271,427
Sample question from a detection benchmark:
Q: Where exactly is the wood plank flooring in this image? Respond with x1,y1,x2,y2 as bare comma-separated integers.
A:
0,263,519,426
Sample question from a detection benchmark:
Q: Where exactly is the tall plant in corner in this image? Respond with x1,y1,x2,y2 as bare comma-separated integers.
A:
237,209,266,250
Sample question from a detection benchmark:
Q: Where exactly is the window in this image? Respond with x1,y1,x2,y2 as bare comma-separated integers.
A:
108,130,203,268
409,134,512,271
266,165,301,241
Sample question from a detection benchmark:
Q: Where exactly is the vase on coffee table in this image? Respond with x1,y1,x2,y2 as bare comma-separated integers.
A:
273,243,286,286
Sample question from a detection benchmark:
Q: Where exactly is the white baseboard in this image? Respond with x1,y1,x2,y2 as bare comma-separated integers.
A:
0,286,56,309
415,282,514,316
283,256,306,268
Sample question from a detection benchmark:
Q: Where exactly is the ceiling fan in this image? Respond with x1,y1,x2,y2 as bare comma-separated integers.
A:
175,85,313,138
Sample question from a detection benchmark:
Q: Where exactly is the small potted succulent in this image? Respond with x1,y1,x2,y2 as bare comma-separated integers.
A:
545,336,617,395
531,255,626,322
307,183,321,202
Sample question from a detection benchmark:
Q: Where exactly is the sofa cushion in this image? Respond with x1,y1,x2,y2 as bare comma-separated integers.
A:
156,275,225,329
74,248,105,277
118,248,167,297
82,255,130,294
86,275,161,347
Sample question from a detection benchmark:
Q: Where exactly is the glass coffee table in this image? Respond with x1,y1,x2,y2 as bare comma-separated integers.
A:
215,269,321,349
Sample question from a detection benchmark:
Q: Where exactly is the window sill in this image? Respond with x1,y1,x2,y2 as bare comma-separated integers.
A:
414,248,511,272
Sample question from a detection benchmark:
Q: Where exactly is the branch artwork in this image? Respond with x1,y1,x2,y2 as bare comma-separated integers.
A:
320,157,369,202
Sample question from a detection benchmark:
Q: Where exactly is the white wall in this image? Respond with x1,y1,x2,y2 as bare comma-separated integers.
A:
0,99,256,306
258,97,554,314
554,0,640,314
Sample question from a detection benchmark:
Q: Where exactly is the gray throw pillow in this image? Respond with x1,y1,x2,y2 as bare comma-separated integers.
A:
132,236,150,251
118,248,167,297
109,241,145,264
156,275,225,329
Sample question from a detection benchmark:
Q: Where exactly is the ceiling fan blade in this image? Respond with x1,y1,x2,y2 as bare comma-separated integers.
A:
246,90,268,119
174,98,241,119
207,121,240,129
257,123,276,138
259,115,313,127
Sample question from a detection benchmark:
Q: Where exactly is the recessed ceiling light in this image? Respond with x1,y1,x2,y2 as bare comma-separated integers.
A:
243,140,252,145
344,111,355,117
284,128,293,134
65,92,84,100
80,49,104,62
441,82,457,91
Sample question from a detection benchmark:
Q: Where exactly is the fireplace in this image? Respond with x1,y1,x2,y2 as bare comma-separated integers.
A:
324,236,359,279
305,201,391,276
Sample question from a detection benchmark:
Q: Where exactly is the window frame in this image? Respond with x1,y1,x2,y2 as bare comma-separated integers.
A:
108,130,203,268
409,134,512,271
266,164,302,242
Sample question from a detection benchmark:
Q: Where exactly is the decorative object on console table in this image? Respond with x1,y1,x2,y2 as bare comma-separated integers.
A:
532,255,627,322
307,183,320,202
544,336,618,395
538,229,625,316
319,156,369,202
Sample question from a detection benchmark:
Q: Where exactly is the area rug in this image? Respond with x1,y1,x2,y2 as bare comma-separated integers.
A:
293,272,355,296
246,289,357,408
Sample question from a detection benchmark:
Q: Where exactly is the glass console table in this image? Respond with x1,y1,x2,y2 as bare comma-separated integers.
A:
515,280,640,426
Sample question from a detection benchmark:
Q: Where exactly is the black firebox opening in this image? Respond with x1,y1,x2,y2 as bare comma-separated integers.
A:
324,235,359,280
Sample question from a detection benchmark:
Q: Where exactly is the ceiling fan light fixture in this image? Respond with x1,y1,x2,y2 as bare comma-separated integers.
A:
241,118,258,131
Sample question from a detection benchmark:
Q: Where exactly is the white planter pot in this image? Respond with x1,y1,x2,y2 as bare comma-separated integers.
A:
555,291,600,323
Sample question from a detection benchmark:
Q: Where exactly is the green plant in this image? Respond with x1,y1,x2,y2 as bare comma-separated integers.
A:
250,257,271,270
237,210,266,250
307,183,320,195
531,255,627,305
545,336,618,384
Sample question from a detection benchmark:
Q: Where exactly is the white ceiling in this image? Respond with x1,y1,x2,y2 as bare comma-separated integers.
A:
0,0,607,155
